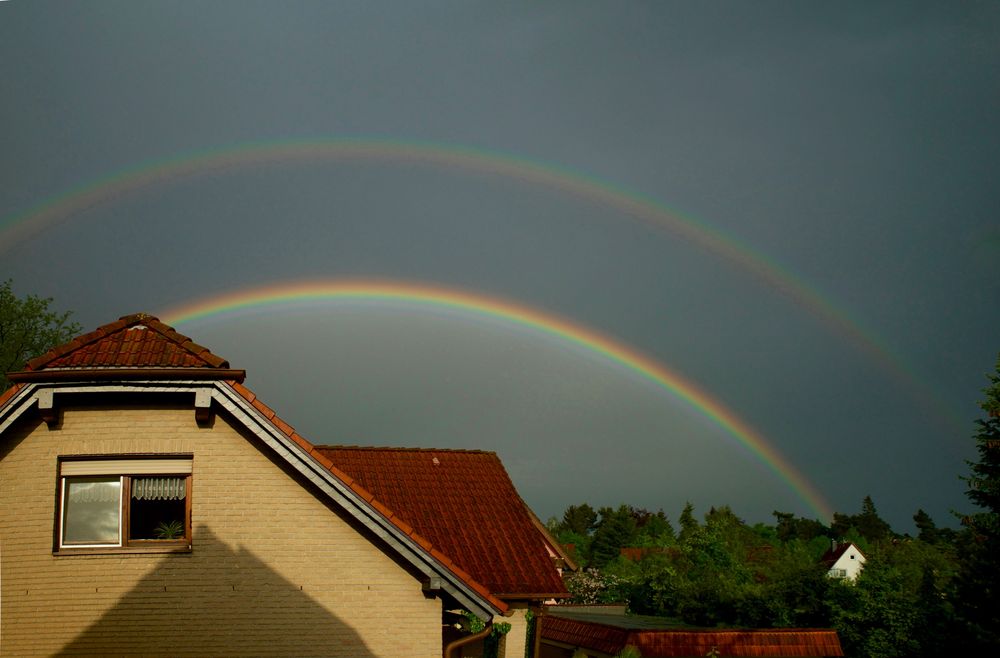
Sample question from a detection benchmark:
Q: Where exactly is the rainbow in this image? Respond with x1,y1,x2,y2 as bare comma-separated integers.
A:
160,278,835,521
0,137,961,430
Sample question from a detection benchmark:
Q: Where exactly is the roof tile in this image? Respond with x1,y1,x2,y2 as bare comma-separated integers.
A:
0,383,23,409
251,398,276,419
542,614,844,657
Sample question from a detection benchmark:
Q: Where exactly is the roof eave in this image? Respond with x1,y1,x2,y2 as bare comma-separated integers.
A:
7,368,247,383
497,592,569,601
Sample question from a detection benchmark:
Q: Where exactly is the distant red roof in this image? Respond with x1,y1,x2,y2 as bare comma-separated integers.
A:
820,542,864,566
542,611,844,657
316,446,568,599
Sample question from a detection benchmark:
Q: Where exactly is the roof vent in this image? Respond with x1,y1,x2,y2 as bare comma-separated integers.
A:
432,457,440,466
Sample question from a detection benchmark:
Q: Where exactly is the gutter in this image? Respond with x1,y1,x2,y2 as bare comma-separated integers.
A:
8,368,246,383
443,623,493,658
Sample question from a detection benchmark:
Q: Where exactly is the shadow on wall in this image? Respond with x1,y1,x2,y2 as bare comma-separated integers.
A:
56,526,379,657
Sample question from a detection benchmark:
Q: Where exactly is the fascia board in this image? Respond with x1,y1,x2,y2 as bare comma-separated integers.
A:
0,383,39,435
0,380,219,435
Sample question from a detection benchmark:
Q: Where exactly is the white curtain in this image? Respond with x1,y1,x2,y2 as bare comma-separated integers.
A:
131,477,186,500
66,478,120,503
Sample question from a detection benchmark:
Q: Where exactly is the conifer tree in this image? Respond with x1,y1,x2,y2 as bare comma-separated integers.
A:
955,354,1000,650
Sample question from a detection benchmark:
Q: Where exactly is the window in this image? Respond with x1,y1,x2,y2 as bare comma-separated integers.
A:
58,457,192,550
829,568,848,579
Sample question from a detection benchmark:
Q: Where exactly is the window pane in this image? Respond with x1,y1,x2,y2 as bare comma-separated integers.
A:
129,477,187,540
63,477,121,544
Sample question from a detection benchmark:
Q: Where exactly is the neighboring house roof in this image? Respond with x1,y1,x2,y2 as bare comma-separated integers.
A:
1,314,574,618
316,446,568,598
542,608,844,657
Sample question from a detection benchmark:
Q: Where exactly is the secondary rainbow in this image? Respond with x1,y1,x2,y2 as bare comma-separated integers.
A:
160,278,835,521
0,137,961,432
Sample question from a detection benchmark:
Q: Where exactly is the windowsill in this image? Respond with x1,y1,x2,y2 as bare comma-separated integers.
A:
53,544,192,556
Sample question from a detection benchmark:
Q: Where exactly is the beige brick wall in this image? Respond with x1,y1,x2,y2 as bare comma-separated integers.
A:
1,400,442,657
497,605,531,658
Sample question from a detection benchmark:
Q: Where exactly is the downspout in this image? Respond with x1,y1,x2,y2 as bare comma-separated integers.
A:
532,612,542,658
443,623,493,658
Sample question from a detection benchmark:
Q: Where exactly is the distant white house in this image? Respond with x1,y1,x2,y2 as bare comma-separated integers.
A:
822,541,866,581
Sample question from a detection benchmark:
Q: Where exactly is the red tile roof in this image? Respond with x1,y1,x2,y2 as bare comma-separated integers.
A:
22,313,230,371
542,613,844,657
315,446,568,599
0,382,22,408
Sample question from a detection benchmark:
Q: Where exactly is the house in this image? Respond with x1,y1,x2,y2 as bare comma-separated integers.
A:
821,541,866,582
0,313,569,657
537,606,844,658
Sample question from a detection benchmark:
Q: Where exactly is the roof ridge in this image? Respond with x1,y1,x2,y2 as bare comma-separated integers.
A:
315,445,495,455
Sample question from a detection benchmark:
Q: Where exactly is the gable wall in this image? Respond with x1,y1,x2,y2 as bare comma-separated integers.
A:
832,545,866,581
0,399,441,657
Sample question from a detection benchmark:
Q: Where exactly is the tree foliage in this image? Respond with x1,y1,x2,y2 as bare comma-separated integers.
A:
547,354,1000,655
1,281,81,390
830,496,893,549
953,353,1000,650
589,505,638,568
560,503,598,536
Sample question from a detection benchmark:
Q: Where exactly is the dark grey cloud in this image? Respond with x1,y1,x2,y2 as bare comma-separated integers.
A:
2,1,998,530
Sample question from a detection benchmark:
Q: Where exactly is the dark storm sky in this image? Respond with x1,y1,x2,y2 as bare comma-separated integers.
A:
2,1,998,531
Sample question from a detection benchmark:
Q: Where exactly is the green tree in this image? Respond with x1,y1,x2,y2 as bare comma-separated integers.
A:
589,505,638,568
630,507,675,547
954,353,1000,650
856,496,893,545
911,508,954,544
671,508,754,626
678,502,698,540
1,280,80,390
826,556,921,658
560,503,598,536
773,511,829,542
912,509,939,543
830,497,892,548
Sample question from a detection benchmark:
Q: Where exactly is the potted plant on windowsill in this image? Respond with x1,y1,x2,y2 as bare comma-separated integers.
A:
154,520,184,540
